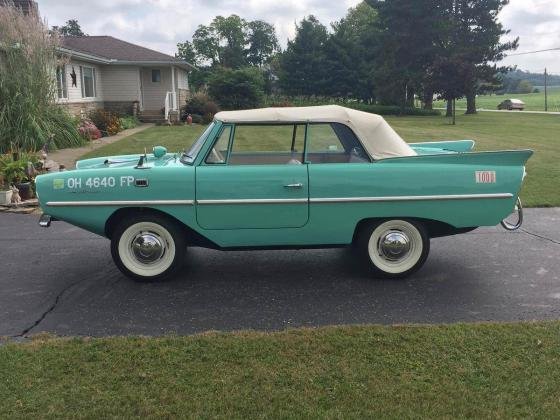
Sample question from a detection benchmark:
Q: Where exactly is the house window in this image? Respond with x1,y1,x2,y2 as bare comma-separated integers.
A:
80,66,96,98
151,69,161,83
56,65,67,99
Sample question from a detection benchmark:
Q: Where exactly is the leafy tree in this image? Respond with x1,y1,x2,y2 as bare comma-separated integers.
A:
441,0,518,114
184,15,279,70
278,16,329,96
52,19,86,36
176,40,198,67
323,2,378,101
366,0,443,108
246,20,279,67
192,24,220,66
212,15,248,68
208,67,264,109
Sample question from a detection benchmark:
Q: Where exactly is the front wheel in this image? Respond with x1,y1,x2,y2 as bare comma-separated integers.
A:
358,219,430,279
110,214,186,282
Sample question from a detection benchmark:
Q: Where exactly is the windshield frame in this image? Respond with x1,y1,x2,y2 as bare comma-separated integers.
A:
180,122,217,165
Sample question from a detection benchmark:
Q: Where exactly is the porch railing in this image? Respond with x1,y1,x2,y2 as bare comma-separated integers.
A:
164,91,177,121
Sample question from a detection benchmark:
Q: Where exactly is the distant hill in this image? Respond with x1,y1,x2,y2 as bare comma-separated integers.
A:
504,69,560,87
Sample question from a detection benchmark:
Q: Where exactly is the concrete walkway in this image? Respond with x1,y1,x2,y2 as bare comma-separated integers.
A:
49,123,154,169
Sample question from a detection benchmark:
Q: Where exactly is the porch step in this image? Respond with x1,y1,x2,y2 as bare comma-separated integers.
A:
139,116,166,123
139,111,166,124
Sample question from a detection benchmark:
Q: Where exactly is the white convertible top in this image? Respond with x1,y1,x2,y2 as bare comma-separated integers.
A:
214,105,417,160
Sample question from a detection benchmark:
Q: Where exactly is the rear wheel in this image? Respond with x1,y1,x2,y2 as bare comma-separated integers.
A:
110,214,186,282
357,219,430,279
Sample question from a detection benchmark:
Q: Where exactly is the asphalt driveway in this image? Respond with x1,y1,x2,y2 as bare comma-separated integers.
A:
1,209,559,338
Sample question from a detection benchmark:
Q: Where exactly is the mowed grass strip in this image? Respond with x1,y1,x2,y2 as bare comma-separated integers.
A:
433,86,560,112
1,322,559,418
81,112,560,207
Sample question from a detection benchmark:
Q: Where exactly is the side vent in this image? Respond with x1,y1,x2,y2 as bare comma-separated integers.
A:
135,179,149,187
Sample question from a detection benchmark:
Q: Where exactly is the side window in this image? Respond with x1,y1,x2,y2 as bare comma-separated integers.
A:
229,124,304,165
306,123,370,164
205,125,232,164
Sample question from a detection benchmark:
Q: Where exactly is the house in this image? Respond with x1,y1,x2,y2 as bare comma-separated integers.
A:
56,36,195,122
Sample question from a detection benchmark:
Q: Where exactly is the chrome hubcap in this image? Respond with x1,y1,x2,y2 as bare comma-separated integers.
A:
131,232,165,264
378,230,411,262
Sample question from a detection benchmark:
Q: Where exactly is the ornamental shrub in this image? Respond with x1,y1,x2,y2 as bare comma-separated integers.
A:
88,110,122,136
77,119,101,140
208,67,265,110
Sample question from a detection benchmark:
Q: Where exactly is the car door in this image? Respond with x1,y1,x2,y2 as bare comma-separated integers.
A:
196,123,309,230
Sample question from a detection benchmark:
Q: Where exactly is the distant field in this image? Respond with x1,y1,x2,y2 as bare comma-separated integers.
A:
82,112,560,207
433,86,560,112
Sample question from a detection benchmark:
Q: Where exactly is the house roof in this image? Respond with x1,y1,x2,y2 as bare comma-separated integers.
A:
59,36,193,69
215,105,417,160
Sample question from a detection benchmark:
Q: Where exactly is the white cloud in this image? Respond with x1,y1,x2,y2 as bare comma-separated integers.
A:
499,0,560,74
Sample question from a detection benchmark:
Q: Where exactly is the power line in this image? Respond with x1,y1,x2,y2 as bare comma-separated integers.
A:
507,47,560,56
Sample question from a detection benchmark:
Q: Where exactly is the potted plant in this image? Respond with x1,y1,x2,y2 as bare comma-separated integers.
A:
0,156,13,205
3,159,29,199
0,177,12,205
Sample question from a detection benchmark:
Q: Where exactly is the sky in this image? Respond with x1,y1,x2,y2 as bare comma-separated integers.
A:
37,0,560,75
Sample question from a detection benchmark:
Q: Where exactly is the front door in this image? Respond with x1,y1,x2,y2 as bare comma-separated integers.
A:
196,123,309,230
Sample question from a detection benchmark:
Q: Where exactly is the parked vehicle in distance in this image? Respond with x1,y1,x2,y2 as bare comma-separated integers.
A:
35,106,532,281
497,99,525,111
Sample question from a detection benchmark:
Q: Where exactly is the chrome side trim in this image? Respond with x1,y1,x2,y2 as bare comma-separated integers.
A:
310,193,513,203
197,198,308,205
46,200,194,207
46,193,512,207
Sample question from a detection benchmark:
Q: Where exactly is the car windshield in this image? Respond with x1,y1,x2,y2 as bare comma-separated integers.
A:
181,122,216,164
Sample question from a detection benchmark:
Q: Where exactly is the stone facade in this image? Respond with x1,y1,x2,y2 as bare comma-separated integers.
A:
58,102,103,118
103,101,138,116
177,89,190,110
59,101,141,118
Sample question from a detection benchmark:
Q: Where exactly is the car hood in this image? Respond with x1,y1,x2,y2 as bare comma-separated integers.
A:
75,153,184,170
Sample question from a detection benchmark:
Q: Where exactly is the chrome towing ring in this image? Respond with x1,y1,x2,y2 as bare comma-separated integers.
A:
501,197,523,231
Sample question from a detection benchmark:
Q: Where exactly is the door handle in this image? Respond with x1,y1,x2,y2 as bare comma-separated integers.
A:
284,183,303,189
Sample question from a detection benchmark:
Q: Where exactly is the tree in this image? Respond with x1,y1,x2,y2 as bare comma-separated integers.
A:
176,40,198,67
278,16,329,96
212,15,248,69
323,2,378,101
246,20,279,67
52,19,86,36
186,15,280,70
208,67,264,109
366,0,443,109
445,0,518,114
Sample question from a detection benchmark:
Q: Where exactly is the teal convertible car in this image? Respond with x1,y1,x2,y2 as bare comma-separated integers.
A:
36,105,532,281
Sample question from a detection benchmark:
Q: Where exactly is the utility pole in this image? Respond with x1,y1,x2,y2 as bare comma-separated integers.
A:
544,68,548,112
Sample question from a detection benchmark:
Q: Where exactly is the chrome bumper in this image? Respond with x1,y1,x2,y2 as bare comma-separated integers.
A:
501,197,523,231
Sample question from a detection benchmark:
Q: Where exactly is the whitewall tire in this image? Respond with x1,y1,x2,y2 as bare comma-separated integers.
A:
111,214,186,282
359,219,430,279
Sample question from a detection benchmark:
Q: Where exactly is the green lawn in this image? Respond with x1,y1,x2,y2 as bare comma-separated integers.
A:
433,86,560,112
1,322,559,418
82,112,560,207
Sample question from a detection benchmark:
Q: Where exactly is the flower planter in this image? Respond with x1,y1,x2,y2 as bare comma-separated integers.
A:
0,189,13,205
15,182,33,200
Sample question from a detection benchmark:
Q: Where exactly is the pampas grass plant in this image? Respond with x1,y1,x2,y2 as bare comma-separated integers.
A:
0,2,84,153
